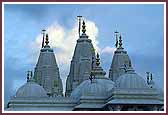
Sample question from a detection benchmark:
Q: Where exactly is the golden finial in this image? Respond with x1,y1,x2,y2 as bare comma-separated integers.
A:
82,20,86,34
45,34,49,45
119,34,123,48
96,53,100,66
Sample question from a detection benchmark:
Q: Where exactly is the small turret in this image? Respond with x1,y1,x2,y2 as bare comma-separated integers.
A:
90,52,106,78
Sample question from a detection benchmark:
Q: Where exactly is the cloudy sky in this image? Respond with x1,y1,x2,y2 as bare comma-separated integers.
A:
3,3,165,105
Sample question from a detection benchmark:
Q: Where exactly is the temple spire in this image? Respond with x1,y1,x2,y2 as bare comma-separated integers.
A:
41,29,46,48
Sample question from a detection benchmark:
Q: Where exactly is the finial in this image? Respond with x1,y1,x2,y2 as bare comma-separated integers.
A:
82,20,86,34
27,70,33,82
30,71,33,78
96,53,100,66
45,34,49,45
27,70,30,81
119,34,123,48
41,29,46,48
150,73,153,81
114,31,119,48
129,60,132,67
92,56,94,70
146,72,150,84
77,16,82,37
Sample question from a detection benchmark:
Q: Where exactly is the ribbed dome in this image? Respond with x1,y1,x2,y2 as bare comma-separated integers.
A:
115,68,148,89
16,81,47,98
71,78,114,100
82,80,107,97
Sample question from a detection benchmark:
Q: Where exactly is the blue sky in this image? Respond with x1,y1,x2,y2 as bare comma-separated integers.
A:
4,3,164,106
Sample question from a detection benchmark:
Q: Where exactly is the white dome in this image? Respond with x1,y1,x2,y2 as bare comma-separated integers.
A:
16,81,47,98
71,78,114,100
115,69,148,89
82,80,107,97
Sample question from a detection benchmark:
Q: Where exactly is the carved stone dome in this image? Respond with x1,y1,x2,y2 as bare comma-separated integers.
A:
16,80,47,98
71,78,114,100
115,68,148,89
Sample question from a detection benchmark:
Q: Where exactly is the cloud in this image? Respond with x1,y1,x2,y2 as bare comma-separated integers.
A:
32,19,99,65
30,19,99,93
101,46,116,55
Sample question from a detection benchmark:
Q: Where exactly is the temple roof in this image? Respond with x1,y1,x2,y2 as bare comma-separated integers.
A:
16,80,47,98
115,69,149,89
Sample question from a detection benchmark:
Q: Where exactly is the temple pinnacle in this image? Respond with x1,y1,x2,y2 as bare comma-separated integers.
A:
119,34,123,48
150,73,153,81
146,72,150,84
27,70,33,82
96,53,100,66
27,70,30,81
82,20,86,34
45,34,49,45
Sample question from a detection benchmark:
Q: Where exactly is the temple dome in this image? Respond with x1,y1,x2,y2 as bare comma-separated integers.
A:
115,68,148,89
71,78,114,100
82,79,107,97
16,80,48,98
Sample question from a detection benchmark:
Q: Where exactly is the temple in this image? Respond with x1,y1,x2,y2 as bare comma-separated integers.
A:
6,16,164,111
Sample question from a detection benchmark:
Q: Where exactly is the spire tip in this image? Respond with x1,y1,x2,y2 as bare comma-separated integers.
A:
82,20,86,34
96,53,100,66
45,34,49,45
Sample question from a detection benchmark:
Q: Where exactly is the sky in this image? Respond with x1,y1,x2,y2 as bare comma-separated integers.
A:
3,3,165,106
